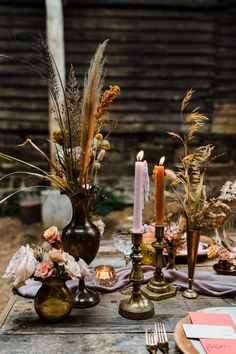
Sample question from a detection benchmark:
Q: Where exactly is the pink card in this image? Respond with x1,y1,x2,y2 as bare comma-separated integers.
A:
189,312,236,354
201,338,236,354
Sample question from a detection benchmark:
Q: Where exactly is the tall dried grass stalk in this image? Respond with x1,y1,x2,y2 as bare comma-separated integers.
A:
79,40,108,184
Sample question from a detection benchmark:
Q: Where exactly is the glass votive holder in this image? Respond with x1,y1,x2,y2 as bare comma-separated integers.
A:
93,265,118,287
141,232,156,265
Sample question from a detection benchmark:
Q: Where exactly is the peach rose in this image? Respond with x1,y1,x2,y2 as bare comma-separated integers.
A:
49,248,66,264
34,260,54,279
43,226,61,244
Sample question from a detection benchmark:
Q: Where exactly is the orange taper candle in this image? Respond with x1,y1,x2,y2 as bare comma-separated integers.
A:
153,156,165,226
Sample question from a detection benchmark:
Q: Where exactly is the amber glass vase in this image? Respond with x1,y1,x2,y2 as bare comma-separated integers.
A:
62,192,100,308
34,276,73,322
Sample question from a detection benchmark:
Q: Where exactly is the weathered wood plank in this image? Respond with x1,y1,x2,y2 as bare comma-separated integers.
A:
0,332,181,354
0,292,230,335
0,295,16,328
67,0,219,6
64,7,216,20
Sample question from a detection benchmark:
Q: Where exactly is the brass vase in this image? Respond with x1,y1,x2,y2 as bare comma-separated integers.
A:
34,276,73,322
166,246,178,270
182,229,201,299
62,192,100,308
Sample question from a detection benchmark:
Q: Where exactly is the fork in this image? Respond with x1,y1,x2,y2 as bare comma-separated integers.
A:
145,328,158,354
155,322,169,354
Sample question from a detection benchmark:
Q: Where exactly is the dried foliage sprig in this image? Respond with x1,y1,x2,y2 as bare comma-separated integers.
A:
168,89,214,230
79,40,107,184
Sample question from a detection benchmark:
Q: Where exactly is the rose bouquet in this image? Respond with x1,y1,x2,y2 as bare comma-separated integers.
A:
3,226,90,288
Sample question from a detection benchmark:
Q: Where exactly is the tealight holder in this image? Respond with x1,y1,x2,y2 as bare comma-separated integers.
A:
141,225,176,300
93,265,118,287
118,231,154,320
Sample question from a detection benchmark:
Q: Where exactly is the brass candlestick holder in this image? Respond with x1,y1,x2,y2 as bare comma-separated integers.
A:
119,231,154,320
141,225,176,300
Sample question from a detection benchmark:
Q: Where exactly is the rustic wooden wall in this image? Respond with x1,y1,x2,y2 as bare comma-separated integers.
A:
0,0,235,196
0,0,48,186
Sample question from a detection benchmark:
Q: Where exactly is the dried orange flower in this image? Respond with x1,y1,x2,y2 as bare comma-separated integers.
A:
96,85,120,128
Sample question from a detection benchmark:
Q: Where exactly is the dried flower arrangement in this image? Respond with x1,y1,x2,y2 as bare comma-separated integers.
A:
143,222,185,249
199,180,236,229
163,222,185,249
168,89,226,231
0,40,120,202
3,226,90,288
208,243,236,267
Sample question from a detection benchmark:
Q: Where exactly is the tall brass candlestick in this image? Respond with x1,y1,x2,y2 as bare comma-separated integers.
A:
141,225,176,300
119,232,154,320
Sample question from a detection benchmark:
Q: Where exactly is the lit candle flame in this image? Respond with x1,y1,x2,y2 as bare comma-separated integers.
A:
159,156,165,165
137,150,144,161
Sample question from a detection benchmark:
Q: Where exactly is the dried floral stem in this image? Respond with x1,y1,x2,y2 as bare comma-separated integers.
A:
79,40,108,185
168,89,213,230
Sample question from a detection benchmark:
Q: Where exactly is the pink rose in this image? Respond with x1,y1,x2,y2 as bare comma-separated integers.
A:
34,260,54,279
43,226,61,244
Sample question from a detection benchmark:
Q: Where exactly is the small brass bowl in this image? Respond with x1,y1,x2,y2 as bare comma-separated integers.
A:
93,265,118,287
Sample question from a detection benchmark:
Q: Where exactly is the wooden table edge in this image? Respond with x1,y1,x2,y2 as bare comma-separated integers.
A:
0,294,17,329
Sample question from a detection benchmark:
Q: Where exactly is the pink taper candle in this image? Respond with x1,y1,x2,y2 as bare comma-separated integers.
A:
133,151,145,233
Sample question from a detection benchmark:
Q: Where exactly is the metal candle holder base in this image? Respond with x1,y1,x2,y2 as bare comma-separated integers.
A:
119,232,154,320
73,278,100,308
141,225,176,301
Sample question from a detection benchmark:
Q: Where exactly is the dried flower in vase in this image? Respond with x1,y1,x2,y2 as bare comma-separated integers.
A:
168,89,222,231
0,39,120,203
164,222,185,249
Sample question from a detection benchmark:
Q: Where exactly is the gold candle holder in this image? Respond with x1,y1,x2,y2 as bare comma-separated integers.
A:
118,231,154,320
141,225,176,300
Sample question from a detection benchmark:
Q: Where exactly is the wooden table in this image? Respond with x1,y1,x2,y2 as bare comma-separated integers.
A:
0,241,233,354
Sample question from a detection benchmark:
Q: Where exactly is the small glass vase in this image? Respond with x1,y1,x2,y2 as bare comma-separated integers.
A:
166,246,178,270
62,192,100,308
34,276,73,322
182,229,201,299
